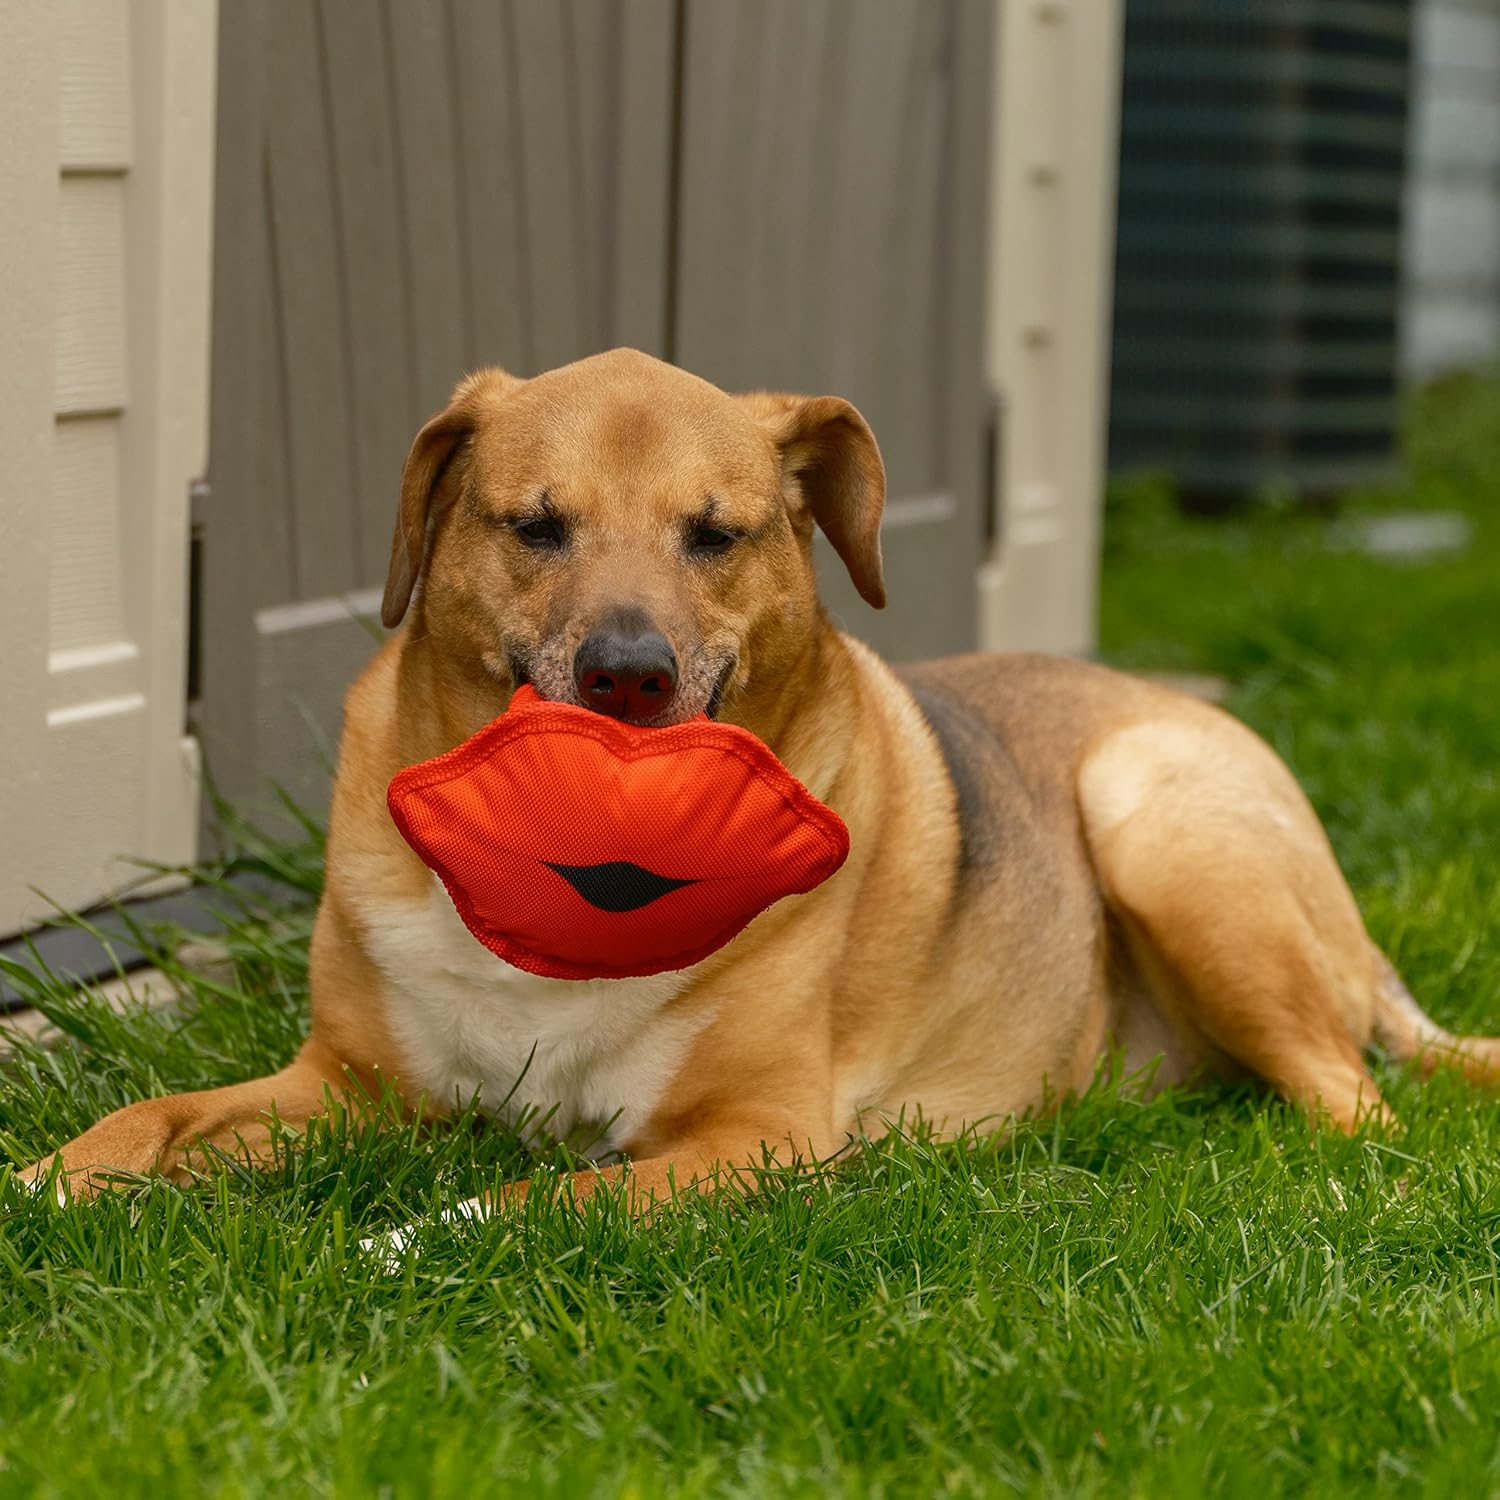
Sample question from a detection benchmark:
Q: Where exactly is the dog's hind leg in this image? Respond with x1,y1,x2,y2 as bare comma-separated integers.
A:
1078,714,1401,1131
1370,952,1500,1085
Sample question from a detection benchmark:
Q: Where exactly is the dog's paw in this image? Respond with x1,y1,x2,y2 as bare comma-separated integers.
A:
11,1160,72,1208
357,1197,491,1272
356,1223,416,1273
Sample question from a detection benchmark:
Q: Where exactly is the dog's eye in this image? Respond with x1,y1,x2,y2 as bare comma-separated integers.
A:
512,516,566,550
687,523,739,557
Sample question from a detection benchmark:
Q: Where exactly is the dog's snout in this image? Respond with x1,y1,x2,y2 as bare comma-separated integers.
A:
574,620,678,721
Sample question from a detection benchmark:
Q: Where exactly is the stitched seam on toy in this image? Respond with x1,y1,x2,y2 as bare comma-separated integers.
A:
389,721,849,861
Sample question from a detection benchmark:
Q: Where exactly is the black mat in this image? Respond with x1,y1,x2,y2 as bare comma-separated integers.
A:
0,876,307,1012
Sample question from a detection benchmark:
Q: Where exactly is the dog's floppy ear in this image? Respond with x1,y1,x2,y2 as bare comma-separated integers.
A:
738,391,887,609
382,367,520,628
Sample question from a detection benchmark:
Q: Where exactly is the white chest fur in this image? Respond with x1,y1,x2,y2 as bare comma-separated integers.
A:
358,879,705,1154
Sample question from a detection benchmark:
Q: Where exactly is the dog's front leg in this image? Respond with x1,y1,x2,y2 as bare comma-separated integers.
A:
524,1125,813,1211
361,1124,813,1264
20,1039,364,1200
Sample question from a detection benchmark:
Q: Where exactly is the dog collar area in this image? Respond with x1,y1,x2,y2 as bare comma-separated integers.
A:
387,685,850,981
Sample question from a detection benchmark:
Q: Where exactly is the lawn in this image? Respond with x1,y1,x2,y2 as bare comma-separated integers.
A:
3,373,1499,1497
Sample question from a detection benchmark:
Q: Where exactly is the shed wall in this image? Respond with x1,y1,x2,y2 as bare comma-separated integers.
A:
0,0,214,935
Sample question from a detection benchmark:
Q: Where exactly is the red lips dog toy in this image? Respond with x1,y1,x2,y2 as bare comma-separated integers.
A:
387,686,850,980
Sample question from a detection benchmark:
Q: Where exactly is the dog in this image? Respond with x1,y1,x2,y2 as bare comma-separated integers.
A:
24,348,1500,1213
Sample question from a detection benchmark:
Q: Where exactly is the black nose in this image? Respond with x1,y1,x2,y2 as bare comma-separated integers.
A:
573,621,679,720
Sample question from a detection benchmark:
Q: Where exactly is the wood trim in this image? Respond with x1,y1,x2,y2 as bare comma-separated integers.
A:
0,2,59,932
979,0,1123,654
122,0,218,882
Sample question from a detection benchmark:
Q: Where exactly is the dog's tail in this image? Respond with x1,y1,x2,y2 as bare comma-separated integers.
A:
1372,950,1500,1085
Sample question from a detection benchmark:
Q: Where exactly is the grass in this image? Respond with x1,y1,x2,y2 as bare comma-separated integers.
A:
3,371,1500,1497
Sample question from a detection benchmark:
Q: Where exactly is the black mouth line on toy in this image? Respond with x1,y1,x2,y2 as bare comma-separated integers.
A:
543,860,698,913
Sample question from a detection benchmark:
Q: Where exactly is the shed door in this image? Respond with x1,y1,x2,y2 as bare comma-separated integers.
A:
200,0,992,832
0,3,215,935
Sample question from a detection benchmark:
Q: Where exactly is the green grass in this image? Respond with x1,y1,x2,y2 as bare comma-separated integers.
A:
3,372,1500,1497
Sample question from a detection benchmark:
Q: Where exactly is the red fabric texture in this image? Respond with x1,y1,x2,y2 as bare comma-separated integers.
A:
387,685,850,980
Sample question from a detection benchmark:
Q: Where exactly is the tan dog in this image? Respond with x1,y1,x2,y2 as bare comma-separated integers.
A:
25,349,1500,1210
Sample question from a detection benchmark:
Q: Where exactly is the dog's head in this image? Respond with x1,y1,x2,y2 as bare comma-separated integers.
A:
382,349,886,725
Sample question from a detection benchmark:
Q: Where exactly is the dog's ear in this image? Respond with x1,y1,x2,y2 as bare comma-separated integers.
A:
382,367,520,628
738,391,887,609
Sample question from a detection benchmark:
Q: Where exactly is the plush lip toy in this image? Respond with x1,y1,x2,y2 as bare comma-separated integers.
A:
387,686,850,981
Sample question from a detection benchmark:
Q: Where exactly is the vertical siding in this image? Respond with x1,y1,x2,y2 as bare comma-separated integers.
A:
447,0,531,371
201,0,995,826
511,0,602,372
243,0,652,612
1402,0,1500,376
673,0,980,662
264,1,361,599
383,0,469,410
201,1,677,823
320,0,414,587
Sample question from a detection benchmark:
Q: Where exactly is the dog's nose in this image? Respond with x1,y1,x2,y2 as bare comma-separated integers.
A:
574,625,679,720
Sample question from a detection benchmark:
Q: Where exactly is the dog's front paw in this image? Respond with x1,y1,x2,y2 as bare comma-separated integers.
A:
12,1158,73,1208
357,1219,427,1272
357,1197,491,1272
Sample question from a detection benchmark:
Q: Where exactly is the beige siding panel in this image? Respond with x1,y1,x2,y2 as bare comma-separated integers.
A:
58,0,132,170
30,700,150,916
0,2,58,934
48,416,126,655
54,175,128,415
2,1,215,934
979,0,1123,655
47,641,142,717
1,2,217,936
